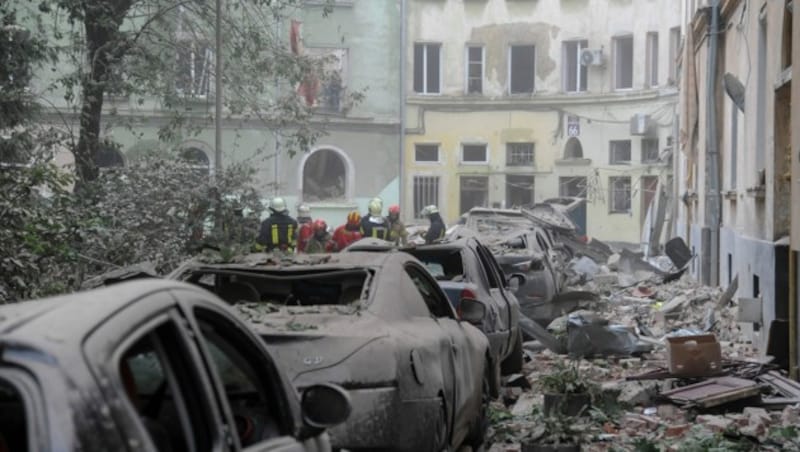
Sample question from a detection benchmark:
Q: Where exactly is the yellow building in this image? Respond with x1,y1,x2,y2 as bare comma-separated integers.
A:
404,0,681,244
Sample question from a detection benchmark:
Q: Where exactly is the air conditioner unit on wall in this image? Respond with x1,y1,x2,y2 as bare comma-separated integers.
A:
630,114,654,136
580,48,604,66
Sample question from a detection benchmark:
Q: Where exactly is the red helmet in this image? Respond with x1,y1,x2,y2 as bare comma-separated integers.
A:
313,219,327,233
388,205,400,215
347,211,361,225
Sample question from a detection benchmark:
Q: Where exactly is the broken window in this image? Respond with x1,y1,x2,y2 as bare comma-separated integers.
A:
642,138,660,163
0,377,28,452
613,35,633,90
756,14,767,178
413,176,439,219
668,27,681,85
641,175,659,223
460,176,489,214
506,143,535,166
466,46,483,94
609,140,632,164
181,147,210,176
307,47,348,112
176,40,213,98
646,32,659,87
562,40,588,93
302,148,347,202
559,176,587,197
415,144,439,162
506,175,535,208
609,176,632,213
462,144,488,163
509,45,535,94
564,137,584,159
414,43,441,94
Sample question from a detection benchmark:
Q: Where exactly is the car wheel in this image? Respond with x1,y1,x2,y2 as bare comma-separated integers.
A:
465,372,490,451
433,396,450,452
500,332,524,375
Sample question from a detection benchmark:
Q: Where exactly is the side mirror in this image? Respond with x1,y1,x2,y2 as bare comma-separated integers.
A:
301,383,352,429
509,273,527,288
460,298,486,325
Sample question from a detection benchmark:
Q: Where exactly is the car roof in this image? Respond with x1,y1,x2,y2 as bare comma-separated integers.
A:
0,280,194,339
467,207,525,216
176,251,395,273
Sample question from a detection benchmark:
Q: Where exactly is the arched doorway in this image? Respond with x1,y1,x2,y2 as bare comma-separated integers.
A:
180,147,211,176
301,147,351,202
564,137,584,159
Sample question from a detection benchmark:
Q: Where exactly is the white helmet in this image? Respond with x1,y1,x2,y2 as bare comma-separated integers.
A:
297,203,311,216
270,197,287,213
421,205,439,217
368,198,383,216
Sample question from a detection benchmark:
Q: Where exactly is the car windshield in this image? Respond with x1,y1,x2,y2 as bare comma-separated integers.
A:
467,213,534,235
407,249,465,281
185,268,372,309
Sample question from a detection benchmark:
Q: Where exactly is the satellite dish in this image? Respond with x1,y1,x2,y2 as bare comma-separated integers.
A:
723,73,745,112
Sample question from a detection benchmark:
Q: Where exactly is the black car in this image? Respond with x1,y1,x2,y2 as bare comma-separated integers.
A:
0,280,350,452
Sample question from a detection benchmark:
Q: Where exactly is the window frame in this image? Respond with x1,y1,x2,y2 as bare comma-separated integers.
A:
0,369,42,452
465,44,485,95
505,142,535,167
413,175,440,219
645,32,659,88
414,143,441,164
641,138,660,164
403,263,458,319
609,176,632,214
612,35,634,90
414,42,442,95
609,140,632,165
508,44,536,95
562,39,588,93
460,143,489,165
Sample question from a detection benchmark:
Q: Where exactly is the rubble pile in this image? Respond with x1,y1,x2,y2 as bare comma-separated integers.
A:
487,240,799,451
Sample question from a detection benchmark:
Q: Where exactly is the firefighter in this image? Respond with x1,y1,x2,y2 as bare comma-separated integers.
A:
256,197,298,252
305,219,333,254
421,205,446,244
331,211,363,251
296,204,314,253
386,205,408,246
360,198,390,240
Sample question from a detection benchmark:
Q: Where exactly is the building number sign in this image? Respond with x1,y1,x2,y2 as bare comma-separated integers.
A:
567,115,580,137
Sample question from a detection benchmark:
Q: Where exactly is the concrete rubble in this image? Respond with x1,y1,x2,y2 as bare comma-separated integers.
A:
486,239,800,451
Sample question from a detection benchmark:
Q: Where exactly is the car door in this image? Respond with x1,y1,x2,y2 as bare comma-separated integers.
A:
472,243,512,335
174,290,312,452
403,263,480,447
83,289,227,452
477,242,520,332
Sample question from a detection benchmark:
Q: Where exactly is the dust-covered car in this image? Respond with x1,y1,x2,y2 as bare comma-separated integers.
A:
169,252,493,452
346,236,526,375
0,280,350,452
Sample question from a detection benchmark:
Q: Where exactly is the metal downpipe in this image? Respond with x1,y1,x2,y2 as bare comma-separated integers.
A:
705,0,721,286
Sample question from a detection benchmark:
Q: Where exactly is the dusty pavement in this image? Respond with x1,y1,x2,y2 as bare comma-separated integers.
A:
485,272,800,451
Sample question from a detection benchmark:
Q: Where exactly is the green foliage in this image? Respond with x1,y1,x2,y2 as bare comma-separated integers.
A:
527,406,585,446
538,360,592,394
675,426,755,452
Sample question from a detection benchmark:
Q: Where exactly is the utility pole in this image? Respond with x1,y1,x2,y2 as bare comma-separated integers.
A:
214,0,223,177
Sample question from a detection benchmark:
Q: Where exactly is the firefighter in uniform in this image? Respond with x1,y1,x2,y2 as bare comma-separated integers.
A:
421,205,446,244
386,205,408,246
256,197,298,252
305,219,333,254
360,198,390,240
331,211,363,251
296,204,314,253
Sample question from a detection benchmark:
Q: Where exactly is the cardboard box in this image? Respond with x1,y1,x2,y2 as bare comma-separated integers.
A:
666,334,722,377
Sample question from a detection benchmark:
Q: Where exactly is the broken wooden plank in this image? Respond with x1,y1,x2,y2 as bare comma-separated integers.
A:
662,376,761,408
757,371,800,398
758,397,800,409
716,274,739,308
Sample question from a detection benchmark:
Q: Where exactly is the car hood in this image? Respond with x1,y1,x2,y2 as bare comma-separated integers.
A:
233,303,395,385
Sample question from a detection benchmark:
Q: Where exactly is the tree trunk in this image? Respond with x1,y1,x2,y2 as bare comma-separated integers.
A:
72,1,132,186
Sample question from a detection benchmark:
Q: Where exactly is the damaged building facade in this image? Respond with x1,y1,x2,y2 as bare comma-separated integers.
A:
403,0,681,244
31,1,402,227
675,0,800,364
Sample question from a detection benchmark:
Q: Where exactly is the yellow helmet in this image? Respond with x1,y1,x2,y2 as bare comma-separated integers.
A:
368,198,383,216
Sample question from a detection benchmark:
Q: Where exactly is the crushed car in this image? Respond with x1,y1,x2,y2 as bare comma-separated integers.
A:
0,280,350,452
169,251,493,452
346,235,526,376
